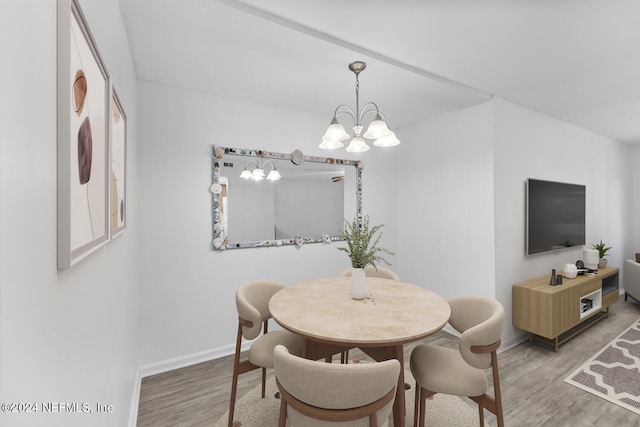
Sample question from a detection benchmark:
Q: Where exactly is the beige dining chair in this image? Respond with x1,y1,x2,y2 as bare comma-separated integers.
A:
229,280,303,427
410,295,505,427
339,266,400,281
273,345,401,427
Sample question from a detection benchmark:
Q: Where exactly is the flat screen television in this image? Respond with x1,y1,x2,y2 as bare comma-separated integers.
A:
526,178,586,255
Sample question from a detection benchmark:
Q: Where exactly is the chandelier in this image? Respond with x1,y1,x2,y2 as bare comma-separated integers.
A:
239,158,281,181
320,61,400,153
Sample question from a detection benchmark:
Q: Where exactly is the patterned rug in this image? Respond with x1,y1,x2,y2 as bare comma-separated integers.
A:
217,369,485,427
565,318,640,414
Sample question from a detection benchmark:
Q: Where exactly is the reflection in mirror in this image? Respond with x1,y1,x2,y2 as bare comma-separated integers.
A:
211,146,362,250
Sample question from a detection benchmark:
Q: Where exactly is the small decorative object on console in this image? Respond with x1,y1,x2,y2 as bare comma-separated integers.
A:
583,248,599,270
563,263,578,279
591,240,612,269
580,298,593,313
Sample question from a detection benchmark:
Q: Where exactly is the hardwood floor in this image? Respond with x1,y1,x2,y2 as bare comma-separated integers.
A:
137,296,640,426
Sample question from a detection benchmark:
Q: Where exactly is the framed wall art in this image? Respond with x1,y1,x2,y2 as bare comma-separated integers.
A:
57,0,110,268
110,87,127,238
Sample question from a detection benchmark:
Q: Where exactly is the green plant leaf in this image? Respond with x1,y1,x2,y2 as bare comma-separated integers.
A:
338,216,394,269
591,240,612,258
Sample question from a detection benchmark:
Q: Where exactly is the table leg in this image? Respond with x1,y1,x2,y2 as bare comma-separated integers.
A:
302,338,351,362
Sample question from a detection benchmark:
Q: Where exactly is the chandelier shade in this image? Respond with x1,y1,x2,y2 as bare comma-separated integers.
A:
362,114,392,140
346,135,370,153
320,61,399,152
373,132,400,147
240,159,280,181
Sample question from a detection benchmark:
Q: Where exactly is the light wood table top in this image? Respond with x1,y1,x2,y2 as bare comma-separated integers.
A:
270,276,450,346
269,276,451,427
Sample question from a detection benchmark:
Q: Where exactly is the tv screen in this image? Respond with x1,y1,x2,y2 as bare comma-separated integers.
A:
526,179,586,255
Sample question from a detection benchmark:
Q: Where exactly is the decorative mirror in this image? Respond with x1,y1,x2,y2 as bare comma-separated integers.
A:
211,146,362,250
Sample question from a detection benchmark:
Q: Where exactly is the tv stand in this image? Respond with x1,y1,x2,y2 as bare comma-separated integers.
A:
513,267,619,352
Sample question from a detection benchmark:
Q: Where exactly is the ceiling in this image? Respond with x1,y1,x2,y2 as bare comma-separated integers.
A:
119,0,640,145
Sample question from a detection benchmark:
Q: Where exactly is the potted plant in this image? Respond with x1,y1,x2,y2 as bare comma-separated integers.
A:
338,216,393,299
591,240,612,269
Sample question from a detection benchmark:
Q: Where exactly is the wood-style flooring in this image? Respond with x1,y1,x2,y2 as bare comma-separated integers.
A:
137,296,640,426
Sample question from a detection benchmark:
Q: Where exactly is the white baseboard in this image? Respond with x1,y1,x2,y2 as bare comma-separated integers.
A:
138,344,237,378
442,324,527,354
128,368,142,427
500,331,529,352
136,329,528,381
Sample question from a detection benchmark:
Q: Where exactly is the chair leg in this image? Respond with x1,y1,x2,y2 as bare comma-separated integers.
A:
228,368,238,427
228,325,244,427
491,351,504,427
261,367,267,398
418,389,426,427
413,382,420,427
278,397,287,427
470,351,504,427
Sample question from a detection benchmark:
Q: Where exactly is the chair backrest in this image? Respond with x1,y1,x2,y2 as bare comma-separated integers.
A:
273,345,400,427
339,266,400,281
448,295,505,370
236,280,286,340
623,259,640,298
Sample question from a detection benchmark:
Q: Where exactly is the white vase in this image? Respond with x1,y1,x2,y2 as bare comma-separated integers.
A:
350,268,367,300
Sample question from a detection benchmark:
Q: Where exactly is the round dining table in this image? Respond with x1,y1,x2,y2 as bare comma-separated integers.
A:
269,276,451,427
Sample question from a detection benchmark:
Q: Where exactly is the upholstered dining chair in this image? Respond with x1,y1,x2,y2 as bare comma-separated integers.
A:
339,266,400,281
273,345,401,427
410,295,505,427
229,280,303,427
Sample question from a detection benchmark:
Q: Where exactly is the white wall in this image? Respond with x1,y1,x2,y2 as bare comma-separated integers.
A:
397,98,632,349
0,1,139,426
137,81,398,370
396,102,496,300
493,98,632,345
631,146,640,253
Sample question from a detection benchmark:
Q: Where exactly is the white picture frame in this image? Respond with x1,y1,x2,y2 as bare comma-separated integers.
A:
110,87,127,238
57,0,110,268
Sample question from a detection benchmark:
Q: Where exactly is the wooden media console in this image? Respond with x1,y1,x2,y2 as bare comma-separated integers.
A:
513,266,619,352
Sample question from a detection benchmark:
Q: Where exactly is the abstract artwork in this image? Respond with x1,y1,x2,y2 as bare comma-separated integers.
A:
110,88,127,238
57,0,110,268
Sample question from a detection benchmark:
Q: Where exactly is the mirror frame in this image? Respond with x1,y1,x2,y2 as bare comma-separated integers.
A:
211,145,362,250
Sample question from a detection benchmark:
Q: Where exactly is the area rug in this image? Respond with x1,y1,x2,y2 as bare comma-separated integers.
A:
565,318,640,414
217,370,483,427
